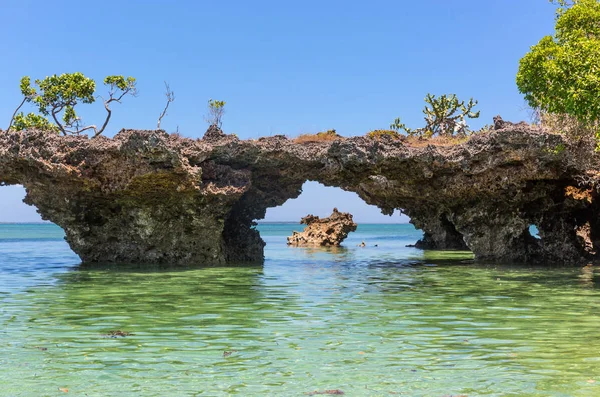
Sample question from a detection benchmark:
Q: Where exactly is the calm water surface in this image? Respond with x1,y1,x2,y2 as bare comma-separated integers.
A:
1,223,600,396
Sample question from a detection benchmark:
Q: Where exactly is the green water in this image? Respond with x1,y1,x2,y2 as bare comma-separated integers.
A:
1,224,599,396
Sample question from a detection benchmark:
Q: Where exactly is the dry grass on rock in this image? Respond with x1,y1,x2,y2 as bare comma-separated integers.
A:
294,130,341,144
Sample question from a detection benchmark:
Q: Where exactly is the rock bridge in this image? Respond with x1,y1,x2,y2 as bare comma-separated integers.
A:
0,121,598,265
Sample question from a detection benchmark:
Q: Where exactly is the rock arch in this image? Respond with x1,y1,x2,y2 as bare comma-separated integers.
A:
0,123,597,265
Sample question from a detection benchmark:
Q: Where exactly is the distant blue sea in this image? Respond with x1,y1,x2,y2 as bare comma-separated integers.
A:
3,223,600,396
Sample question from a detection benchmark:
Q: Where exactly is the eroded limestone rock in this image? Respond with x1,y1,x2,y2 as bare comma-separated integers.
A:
410,212,468,250
287,208,358,246
0,122,598,265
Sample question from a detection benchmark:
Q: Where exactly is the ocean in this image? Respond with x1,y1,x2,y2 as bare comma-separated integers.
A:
1,223,599,396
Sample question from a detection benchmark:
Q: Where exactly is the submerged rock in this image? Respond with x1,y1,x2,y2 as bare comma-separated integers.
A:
0,121,599,265
287,208,358,246
102,330,133,338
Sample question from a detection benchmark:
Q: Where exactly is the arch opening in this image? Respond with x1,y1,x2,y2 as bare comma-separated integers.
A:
529,224,542,240
0,185,45,223
245,181,418,256
0,185,68,249
262,181,408,225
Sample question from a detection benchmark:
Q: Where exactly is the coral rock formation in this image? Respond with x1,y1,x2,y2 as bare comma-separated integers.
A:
287,208,358,246
0,121,598,265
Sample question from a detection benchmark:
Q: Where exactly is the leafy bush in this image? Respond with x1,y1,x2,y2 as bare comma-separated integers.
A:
10,112,59,133
517,0,600,132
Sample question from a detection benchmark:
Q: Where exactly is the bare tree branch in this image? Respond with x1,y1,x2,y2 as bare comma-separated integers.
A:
7,97,27,132
112,88,136,103
157,82,175,129
67,125,97,135
92,85,137,138
93,100,113,138
50,105,68,136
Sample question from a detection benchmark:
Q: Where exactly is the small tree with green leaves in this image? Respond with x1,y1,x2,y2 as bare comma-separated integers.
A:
8,72,136,137
206,99,226,128
390,94,480,138
517,0,600,136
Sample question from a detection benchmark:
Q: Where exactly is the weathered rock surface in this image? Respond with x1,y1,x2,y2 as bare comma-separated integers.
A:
1,119,598,265
287,208,358,246
411,212,469,250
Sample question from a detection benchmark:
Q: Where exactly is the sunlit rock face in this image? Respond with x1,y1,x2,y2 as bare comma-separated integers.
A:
287,208,358,247
0,120,598,265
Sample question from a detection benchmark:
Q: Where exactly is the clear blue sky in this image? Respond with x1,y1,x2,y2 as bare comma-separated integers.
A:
0,0,556,223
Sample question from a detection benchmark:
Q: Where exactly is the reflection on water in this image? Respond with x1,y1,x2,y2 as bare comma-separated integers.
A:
1,223,600,396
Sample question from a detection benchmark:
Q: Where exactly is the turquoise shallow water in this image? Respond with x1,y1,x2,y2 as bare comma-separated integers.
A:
1,223,600,396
